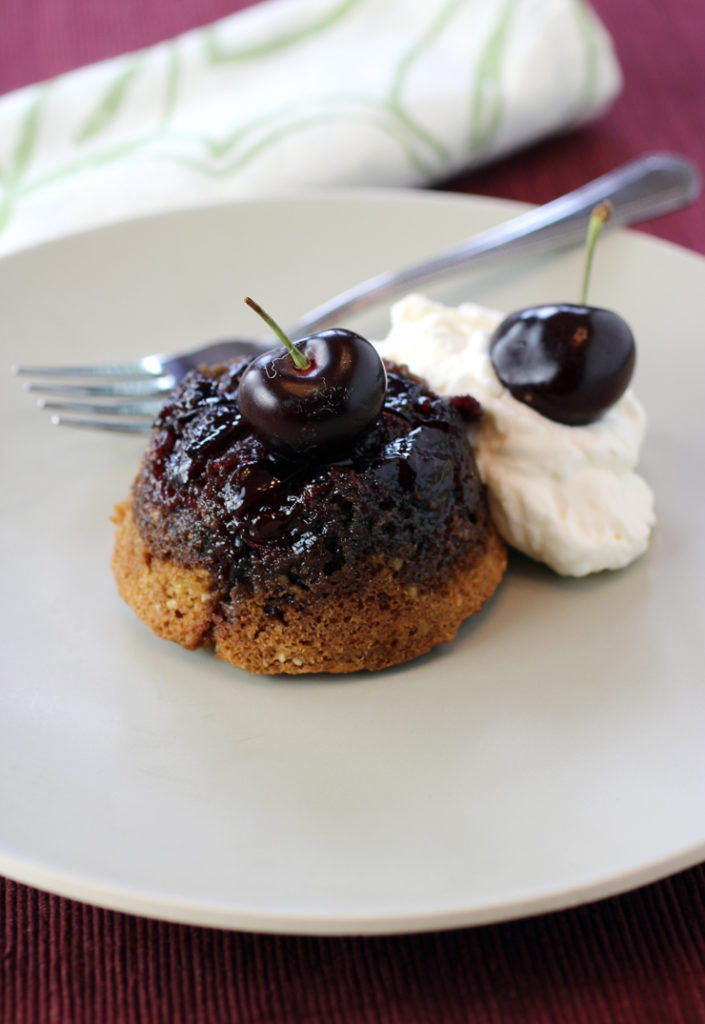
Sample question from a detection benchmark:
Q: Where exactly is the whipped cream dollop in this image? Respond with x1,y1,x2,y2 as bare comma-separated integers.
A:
375,295,655,576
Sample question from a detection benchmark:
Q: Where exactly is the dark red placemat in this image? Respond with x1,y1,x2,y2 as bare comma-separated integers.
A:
4,865,705,1023
1,1,704,1022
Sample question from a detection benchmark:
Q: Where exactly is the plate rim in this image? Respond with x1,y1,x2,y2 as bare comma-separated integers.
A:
2,187,704,935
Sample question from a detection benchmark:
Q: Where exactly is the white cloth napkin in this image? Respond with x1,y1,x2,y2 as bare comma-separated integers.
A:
0,0,621,257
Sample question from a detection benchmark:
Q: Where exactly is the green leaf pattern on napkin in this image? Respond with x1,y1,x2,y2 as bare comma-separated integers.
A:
0,0,619,246
469,0,518,151
73,58,145,144
5,87,47,182
204,0,364,62
0,86,48,232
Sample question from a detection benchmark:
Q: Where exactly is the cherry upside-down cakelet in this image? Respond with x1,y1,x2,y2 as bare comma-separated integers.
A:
112,299,506,675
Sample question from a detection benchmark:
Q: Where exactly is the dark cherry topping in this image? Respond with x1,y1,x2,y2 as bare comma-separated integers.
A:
238,298,387,456
133,359,490,604
449,393,484,422
489,202,636,426
489,303,635,426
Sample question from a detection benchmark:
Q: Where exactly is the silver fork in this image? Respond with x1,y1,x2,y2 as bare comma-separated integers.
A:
13,152,701,433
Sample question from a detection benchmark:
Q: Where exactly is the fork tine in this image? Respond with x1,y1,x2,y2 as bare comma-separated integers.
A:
12,359,158,379
38,398,160,417
49,414,152,433
25,378,174,398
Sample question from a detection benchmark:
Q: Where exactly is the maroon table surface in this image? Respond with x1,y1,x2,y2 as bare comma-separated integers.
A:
2,2,705,1022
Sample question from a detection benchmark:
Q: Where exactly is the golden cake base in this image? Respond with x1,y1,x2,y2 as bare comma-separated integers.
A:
112,500,506,675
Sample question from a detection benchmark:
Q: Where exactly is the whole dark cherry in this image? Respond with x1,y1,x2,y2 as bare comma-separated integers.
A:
238,297,387,456
489,203,636,426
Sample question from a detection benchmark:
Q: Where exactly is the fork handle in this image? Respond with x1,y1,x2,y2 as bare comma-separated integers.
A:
290,152,701,337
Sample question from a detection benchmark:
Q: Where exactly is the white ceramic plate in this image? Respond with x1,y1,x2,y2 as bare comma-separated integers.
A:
1,191,704,935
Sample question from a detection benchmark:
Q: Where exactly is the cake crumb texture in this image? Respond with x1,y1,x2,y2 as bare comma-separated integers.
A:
112,500,506,675
111,500,217,650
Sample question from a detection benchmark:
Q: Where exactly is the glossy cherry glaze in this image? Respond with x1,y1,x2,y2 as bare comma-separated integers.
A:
132,359,489,603
238,328,387,456
489,303,636,426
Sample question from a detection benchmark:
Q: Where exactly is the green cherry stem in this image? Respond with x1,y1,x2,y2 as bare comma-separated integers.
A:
244,296,311,370
580,201,612,306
